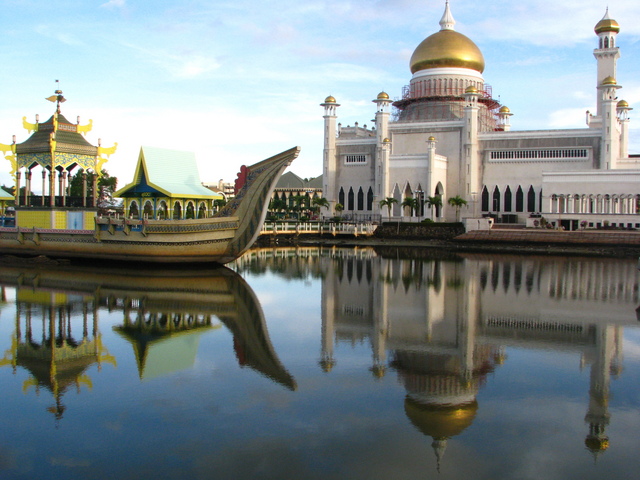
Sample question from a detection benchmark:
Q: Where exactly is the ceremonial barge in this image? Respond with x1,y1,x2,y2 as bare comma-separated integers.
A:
0,91,299,264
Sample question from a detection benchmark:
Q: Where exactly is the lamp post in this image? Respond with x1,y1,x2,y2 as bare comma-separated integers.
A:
471,191,478,218
416,190,424,220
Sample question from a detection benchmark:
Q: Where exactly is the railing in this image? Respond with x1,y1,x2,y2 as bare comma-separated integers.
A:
16,196,93,207
261,222,378,236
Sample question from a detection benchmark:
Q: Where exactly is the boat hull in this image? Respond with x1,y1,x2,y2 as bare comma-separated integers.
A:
0,216,241,263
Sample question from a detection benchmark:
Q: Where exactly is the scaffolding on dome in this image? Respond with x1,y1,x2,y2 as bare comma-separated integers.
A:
392,97,500,131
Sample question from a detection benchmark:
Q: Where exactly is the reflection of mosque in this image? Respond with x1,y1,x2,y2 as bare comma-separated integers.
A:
0,263,296,421
0,279,116,422
318,249,637,464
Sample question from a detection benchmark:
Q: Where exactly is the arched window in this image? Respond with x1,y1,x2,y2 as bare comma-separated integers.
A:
339,187,345,207
604,37,609,48
504,186,512,212
129,201,139,219
185,201,195,219
527,186,536,212
198,203,207,218
367,187,374,211
481,186,489,212
493,186,501,212
158,201,168,219
173,202,182,220
143,201,153,218
357,187,364,210
515,186,524,212
348,187,355,211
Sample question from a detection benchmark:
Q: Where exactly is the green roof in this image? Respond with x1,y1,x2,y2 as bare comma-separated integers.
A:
16,113,98,156
0,187,13,201
115,146,220,199
275,172,323,189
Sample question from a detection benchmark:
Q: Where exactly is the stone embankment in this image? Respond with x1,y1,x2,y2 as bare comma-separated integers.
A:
256,222,640,258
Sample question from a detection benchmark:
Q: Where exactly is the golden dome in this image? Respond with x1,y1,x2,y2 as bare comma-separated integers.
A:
465,86,478,94
405,398,478,439
410,30,485,74
601,76,617,85
617,99,629,108
428,136,436,141
383,137,391,143
324,95,337,104
377,91,390,100
585,436,609,452
499,106,511,114
595,11,620,34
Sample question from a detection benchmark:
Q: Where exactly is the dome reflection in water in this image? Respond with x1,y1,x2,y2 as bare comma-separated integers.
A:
0,248,638,479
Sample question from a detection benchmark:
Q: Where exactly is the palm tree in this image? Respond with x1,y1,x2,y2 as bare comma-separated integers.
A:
292,195,308,220
334,203,344,218
401,196,419,218
379,197,398,220
312,197,330,217
447,195,468,222
268,198,286,218
425,195,442,221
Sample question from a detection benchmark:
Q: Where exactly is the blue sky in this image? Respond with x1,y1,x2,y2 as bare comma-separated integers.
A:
1,0,639,190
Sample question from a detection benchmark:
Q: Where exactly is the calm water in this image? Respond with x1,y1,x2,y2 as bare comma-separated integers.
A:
0,247,639,479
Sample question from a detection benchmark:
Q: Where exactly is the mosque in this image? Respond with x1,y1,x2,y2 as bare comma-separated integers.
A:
321,2,640,230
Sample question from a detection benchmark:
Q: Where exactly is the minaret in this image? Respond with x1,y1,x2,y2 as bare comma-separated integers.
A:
462,86,480,214
321,96,340,214
599,76,621,169
617,100,633,159
496,105,513,132
593,9,620,118
373,92,392,210
426,136,437,208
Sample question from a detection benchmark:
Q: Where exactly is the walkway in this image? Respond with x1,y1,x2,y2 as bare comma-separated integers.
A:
261,222,377,237
455,229,640,245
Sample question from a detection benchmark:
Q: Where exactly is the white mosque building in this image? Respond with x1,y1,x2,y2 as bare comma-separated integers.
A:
321,2,640,230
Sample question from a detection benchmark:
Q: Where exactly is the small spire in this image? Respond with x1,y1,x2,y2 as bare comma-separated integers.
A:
440,0,455,31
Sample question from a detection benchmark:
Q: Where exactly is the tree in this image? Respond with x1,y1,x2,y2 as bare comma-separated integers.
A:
401,196,419,217
379,197,397,219
214,198,227,212
312,196,329,216
334,203,344,216
292,195,308,220
425,195,442,221
447,195,468,222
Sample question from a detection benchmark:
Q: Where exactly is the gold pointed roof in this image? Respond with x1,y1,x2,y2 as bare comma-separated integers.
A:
594,8,620,34
405,397,478,439
410,2,485,74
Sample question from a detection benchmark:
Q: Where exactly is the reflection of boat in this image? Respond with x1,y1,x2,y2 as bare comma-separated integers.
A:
0,262,296,420
0,91,299,264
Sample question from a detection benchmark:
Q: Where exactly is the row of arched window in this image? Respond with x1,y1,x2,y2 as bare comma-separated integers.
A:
481,185,541,213
598,35,615,49
126,199,210,220
338,186,375,211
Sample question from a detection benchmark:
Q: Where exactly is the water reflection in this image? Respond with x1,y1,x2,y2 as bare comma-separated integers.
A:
236,247,638,466
0,262,296,421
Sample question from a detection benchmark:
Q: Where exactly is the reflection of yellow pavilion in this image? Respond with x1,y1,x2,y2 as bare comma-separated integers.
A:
114,309,220,381
0,287,116,421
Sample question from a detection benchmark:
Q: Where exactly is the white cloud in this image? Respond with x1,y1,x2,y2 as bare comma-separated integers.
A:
101,0,126,8
548,108,590,128
34,25,83,46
